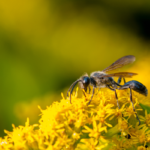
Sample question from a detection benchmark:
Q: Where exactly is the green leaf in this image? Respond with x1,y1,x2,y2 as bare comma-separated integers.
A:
104,124,120,138
139,103,150,113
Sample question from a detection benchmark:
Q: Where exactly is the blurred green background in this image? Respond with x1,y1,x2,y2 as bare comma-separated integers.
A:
0,0,150,137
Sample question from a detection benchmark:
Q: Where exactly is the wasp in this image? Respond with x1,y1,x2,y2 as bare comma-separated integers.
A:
67,55,148,125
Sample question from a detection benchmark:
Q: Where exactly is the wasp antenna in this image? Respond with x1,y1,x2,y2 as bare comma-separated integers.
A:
67,79,80,96
67,79,82,103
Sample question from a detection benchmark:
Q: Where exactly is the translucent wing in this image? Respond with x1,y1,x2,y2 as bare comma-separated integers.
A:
100,72,138,78
103,55,135,73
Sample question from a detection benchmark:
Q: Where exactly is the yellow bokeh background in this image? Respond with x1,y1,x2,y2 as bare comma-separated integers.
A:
0,0,150,137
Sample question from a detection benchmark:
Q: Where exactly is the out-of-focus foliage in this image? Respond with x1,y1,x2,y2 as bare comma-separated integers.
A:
129,57,150,90
13,92,64,125
0,0,150,137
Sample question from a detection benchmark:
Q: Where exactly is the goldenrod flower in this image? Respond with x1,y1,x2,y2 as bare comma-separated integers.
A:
1,88,150,149
137,146,147,150
140,110,150,128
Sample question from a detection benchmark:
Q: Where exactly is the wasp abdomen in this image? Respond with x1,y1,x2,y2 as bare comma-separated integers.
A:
124,80,148,96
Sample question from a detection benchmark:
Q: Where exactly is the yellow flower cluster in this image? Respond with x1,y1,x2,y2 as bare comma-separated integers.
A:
1,88,150,150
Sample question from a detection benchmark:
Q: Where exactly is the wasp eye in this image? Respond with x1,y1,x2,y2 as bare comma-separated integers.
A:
83,77,90,86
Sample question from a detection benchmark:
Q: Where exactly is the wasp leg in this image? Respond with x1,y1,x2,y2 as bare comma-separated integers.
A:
89,86,91,94
129,87,141,125
98,87,101,92
118,81,143,125
88,86,95,105
81,88,87,98
117,77,122,84
123,77,126,84
107,85,120,109
117,77,126,84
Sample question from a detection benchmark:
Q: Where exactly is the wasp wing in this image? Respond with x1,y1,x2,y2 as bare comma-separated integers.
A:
103,55,135,73
99,72,138,78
